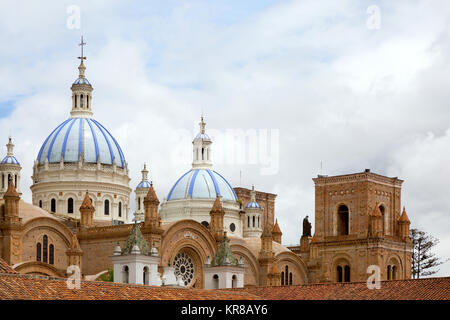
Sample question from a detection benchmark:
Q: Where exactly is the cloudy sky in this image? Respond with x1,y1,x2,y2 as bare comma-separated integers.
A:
1,0,449,276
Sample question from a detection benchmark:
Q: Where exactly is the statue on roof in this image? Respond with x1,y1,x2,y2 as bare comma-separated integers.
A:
303,215,312,237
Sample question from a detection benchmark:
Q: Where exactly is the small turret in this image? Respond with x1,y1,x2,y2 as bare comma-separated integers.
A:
271,219,282,244
209,195,225,243
143,181,161,230
398,206,411,241
79,192,95,228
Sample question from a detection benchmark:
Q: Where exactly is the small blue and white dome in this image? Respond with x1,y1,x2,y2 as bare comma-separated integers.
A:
73,77,91,85
136,180,151,189
167,169,237,201
135,163,150,190
1,155,20,165
1,137,20,166
245,200,261,209
245,185,261,209
36,117,126,168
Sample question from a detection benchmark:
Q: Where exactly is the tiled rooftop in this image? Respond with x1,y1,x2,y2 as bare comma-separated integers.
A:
0,273,259,300
232,277,450,300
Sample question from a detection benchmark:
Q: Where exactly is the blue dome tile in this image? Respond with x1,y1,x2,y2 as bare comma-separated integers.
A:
167,169,237,201
36,117,126,168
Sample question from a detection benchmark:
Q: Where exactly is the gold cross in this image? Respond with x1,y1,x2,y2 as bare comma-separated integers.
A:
78,36,86,61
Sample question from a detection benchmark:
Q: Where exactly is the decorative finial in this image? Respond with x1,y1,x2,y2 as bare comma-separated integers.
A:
199,116,206,134
141,164,149,181
6,136,14,156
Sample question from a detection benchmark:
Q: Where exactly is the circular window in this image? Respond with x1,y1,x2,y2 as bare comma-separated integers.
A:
201,221,209,228
173,252,195,286
229,223,236,232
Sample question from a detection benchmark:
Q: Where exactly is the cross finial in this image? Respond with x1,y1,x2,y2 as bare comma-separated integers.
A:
78,36,86,62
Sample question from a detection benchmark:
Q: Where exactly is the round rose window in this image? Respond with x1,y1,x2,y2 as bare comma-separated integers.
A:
173,252,195,286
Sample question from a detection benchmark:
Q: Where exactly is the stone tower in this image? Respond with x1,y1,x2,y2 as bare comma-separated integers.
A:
309,169,412,283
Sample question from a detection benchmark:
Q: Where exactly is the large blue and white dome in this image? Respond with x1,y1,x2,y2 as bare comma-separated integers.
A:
36,117,126,168
167,169,237,201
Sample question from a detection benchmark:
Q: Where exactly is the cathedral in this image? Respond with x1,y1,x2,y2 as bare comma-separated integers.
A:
0,42,413,288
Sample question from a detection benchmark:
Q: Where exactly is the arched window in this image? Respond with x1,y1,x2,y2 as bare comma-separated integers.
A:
68,198,74,214
119,202,122,217
143,266,149,285
258,216,260,228
74,95,77,108
80,94,84,108
344,265,351,282
247,216,250,228
43,235,48,263
138,197,141,210
39,200,42,208
201,148,204,160
36,243,41,262
123,266,129,283
387,265,392,280
337,205,349,235
289,272,293,285
285,266,289,286
232,275,238,288
51,199,56,213
281,271,285,285
253,216,255,228
337,266,343,282
49,244,54,265
14,175,17,187
87,95,89,109
1,173,4,189
213,274,219,289
392,266,397,280
379,205,385,234
104,199,110,215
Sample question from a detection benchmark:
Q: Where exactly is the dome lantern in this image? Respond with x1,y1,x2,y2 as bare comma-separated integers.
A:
192,116,212,169
70,36,94,118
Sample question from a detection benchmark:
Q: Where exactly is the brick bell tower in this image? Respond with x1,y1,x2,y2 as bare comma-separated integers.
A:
309,169,412,283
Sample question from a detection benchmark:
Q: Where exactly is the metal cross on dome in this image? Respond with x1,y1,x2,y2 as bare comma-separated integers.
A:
78,36,86,62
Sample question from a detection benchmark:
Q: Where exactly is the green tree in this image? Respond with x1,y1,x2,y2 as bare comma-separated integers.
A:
99,268,114,282
410,228,447,278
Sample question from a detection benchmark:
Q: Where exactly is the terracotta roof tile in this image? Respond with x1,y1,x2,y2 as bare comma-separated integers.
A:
0,259,17,274
231,277,450,300
0,273,259,300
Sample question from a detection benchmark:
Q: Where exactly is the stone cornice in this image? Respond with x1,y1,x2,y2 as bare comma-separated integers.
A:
313,171,403,187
